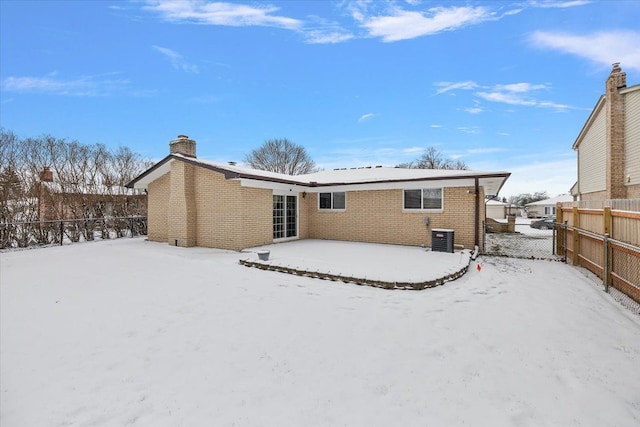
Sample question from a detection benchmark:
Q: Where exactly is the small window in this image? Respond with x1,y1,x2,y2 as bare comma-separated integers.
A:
319,193,332,209
404,188,442,210
404,190,422,209
319,192,346,210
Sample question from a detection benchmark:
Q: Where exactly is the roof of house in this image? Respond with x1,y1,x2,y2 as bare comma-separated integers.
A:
127,153,511,196
39,181,145,196
525,194,573,206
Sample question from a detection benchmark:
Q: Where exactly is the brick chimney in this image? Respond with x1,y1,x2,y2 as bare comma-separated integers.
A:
606,62,626,199
39,166,54,182
168,135,197,247
169,134,196,158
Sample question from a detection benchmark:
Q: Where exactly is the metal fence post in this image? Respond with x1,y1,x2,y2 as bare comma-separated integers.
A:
603,233,610,293
59,220,64,246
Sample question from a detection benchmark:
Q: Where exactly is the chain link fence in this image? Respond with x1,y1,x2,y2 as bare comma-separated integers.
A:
556,222,640,312
483,218,639,312
483,220,563,261
0,216,147,250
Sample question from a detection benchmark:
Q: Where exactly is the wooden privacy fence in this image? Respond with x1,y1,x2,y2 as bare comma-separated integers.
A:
556,200,640,304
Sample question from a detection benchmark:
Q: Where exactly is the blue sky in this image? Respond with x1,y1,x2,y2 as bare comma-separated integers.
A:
1,0,639,198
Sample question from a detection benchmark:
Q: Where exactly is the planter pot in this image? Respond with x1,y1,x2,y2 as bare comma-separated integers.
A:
257,250,270,261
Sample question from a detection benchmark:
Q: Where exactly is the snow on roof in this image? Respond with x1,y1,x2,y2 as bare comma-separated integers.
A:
128,153,510,195
41,181,145,196
525,194,573,206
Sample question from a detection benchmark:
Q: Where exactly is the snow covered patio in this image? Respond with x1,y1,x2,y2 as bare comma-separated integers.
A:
241,240,473,289
2,238,640,426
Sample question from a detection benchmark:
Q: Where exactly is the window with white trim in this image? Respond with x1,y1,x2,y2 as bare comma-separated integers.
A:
319,192,346,210
403,188,442,210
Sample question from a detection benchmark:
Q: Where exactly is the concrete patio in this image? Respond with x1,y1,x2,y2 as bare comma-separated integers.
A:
241,239,474,290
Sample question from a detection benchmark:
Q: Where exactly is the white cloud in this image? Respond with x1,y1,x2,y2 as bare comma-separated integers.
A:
143,1,356,45
358,6,495,42
152,45,199,73
493,83,549,93
465,107,484,114
457,126,481,134
1,74,131,96
434,81,478,95
529,30,640,72
305,30,354,44
143,0,302,30
529,0,592,9
358,112,378,123
436,79,573,110
476,89,570,110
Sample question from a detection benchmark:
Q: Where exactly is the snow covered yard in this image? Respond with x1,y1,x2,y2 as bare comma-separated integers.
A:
1,238,640,427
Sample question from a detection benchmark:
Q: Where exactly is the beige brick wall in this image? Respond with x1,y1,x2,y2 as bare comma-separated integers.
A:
147,173,169,242
147,164,274,250
307,187,484,250
168,161,197,247
298,194,311,239
625,184,640,198
580,190,608,201
193,167,273,251
147,160,488,251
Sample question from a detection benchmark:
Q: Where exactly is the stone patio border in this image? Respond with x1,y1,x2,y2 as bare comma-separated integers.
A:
239,250,474,290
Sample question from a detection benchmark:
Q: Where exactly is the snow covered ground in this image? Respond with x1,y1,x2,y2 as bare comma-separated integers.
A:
2,238,640,427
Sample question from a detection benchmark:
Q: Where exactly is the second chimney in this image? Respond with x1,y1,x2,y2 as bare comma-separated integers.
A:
169,135,196,158
40,166,54,182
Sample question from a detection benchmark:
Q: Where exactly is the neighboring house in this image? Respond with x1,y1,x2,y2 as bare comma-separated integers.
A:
525,194,573,218
572,63,640,200
127,136,510,251
33,168,147,221
486,199,507,219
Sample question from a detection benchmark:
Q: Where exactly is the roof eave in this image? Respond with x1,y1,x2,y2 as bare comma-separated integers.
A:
127,154,510,192
572,96,605,150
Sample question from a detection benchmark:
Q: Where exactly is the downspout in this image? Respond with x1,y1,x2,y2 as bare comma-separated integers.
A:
475,177,480,248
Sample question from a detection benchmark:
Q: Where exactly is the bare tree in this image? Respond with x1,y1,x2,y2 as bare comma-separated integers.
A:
397,147,468,170
508,191,548,207
244,138,316,175
0,128,152,247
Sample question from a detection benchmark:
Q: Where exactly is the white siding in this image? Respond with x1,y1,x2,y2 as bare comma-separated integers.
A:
578,106,607,193
625,89,640,186
486,205,505,219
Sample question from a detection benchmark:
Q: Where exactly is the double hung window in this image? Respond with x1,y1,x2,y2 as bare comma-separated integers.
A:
403,188,442,210
319,192,346,210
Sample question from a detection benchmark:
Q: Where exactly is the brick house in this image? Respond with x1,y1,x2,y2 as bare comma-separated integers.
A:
127,136,510,251
525,194,573,218
572,63,640,200
34,167,147,222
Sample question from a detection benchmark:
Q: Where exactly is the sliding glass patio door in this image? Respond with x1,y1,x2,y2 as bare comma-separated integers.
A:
273,194,297,240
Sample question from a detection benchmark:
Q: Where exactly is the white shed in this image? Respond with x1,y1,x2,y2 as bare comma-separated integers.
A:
486,199,508,219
